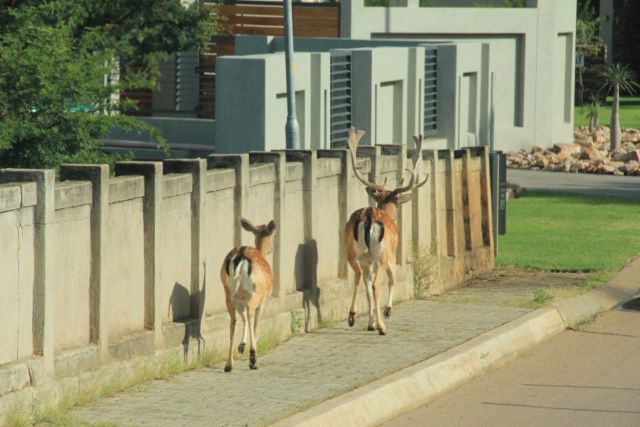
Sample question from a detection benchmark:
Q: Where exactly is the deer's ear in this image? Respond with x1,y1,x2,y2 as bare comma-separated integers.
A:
396,194,413,205
266,220,277,235
240,218,257,233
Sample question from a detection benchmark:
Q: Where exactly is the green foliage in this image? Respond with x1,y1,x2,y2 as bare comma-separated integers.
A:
576,2,602,47
600,63,640,97
584,98,601,132
0,0,216,170
532,289,553,305
496,192,640,272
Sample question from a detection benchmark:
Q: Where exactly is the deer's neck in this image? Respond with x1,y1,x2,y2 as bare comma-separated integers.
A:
256,240,271,257
378,202,398,221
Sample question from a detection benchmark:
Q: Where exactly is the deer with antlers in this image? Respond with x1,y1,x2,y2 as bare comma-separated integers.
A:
221,218,277,372
345,128,429,335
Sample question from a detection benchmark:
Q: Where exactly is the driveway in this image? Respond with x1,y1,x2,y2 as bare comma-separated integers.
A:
508,169,640,198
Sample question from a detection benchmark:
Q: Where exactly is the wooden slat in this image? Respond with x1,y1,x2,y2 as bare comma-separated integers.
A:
226,15,284,26
294,26,338,37
292,7,339,18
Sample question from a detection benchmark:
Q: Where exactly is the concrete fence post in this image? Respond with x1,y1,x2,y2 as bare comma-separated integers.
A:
480,146,495,259
249,152,286,296
318,149,350,279
408,147,427,256
283,150,317,291
356,146,381,208
461,149,475,251
428,150,442,257
0,169,55,377
163,159,206,319
380,144,409,265
208,154,249,247
59,164,109,360
444,149,458,258
114,162,163,346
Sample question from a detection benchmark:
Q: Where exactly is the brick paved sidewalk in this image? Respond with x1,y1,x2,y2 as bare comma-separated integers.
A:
73,299,531,426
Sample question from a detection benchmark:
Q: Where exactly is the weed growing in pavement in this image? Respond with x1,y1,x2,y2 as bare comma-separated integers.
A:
533,289,553,305
413,246,440,298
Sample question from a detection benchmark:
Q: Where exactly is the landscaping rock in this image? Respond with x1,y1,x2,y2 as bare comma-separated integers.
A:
552,143,581,155
507,126,640,176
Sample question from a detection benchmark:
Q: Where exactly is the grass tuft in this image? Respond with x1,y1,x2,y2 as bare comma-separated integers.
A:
413,246,441,298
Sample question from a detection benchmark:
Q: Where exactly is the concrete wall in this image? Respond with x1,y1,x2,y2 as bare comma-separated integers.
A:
215,52,329,153
221,0,575,154
0,146,494,420
340,0,576,151
217,42,491,153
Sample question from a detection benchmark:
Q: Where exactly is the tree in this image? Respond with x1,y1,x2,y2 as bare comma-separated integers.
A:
575,1,604,106
600,63,640,151
0,0,217,169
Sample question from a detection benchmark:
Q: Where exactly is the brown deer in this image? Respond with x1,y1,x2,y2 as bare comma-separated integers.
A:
345,127,428,335
221,218,277,372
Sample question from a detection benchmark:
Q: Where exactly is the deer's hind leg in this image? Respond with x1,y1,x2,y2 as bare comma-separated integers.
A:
347,256,363,327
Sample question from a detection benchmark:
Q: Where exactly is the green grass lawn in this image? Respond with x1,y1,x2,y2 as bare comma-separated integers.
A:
496,192,640,272
574,96,640,129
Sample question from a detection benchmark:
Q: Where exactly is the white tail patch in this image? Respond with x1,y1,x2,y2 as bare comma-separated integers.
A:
355,221,384,258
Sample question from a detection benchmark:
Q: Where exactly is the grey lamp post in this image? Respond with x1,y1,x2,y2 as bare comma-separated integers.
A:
283,0,301,149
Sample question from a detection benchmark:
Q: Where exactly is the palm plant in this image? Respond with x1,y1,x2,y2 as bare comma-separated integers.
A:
601,63,640,150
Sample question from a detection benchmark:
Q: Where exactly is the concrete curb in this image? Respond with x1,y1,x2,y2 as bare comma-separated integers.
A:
274,257,640,427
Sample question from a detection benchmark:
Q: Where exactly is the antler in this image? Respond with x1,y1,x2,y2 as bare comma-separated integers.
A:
392,134,429,194
347,127,387,191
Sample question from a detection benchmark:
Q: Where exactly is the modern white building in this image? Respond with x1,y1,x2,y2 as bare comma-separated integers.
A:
214,0,577,153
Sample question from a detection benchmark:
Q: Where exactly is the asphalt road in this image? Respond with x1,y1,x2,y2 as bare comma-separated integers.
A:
508,169,640,198
383,303,640,427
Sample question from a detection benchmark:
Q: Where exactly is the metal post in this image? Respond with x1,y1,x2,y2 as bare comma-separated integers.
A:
283,0,300,149
489,151,507,257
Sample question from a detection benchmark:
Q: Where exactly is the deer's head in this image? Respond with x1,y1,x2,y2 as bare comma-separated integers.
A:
347,127,429,213
240,218,277,255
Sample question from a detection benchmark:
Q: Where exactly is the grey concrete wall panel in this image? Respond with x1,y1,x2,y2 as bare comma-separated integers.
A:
0,186,35,366
53,203,92,351
337,0,577,151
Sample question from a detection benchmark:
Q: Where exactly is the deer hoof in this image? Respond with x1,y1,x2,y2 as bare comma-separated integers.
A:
378,328,387,336
249,350,257,369
224,365,232,373
367,325,376,331
384,306,392,318
238,343,246,354
348,311,356,327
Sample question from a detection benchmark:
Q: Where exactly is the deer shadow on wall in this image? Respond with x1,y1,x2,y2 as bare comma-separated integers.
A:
295,239,321,332
168,263,207,361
